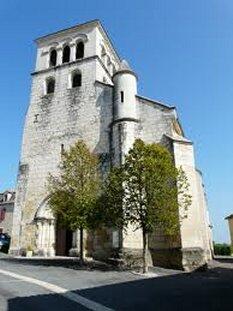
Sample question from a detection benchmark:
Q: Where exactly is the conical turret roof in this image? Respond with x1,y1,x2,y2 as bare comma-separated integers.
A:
113,59,137,79
118,60,132,71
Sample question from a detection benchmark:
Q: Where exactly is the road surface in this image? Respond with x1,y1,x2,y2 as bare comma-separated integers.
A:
0,254,232,310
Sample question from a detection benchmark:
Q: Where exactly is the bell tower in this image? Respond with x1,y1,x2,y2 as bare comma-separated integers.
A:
10,20,121,256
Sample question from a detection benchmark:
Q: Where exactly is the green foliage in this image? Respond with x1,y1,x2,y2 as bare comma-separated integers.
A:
103,139,192,272
104,139,191,235
101,166,126,229
125,139,176,234
47,140,101,232
214,243,232,256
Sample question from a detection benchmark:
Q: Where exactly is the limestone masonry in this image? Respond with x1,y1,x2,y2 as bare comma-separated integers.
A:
225,214,233,248
0,190,15,235
10,20,213,270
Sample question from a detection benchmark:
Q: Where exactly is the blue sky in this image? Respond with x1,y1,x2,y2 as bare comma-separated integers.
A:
0,0,232,243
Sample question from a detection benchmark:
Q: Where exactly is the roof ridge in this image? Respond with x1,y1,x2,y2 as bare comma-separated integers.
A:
35,19,100,42
136,95,175,110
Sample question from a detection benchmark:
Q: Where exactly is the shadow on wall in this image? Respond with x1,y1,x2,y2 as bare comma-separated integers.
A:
88,83,114,259
93,82,113,166
6,266,233,311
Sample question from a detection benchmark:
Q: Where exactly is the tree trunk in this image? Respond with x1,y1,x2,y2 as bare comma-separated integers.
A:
79,227,84,264
142,229,149,273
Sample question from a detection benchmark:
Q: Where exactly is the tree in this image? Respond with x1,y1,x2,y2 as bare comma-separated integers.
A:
47,140,101,263
101,166,126,229
104,139,191,273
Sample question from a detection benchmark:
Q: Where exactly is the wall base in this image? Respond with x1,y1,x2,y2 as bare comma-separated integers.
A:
93,247,153,269
150,247,207,271
182,247,207,271
9,248,21,256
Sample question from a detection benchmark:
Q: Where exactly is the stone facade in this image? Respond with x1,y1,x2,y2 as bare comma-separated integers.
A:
0,190,15,235
10,20,212,270
226,215,233,248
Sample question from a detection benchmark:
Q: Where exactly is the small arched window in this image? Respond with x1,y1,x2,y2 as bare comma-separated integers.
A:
72,72,82,88
76,41,84,59
46,78,55,94
62,45,70,63
49,49,57,67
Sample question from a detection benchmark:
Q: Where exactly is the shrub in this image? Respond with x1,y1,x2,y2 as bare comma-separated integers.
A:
214,243,231,256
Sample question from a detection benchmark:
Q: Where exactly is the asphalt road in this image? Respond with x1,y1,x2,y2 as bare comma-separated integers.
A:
0,254,233,311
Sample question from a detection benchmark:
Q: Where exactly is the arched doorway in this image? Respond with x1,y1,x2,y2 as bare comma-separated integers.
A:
35,198,74,257
35,198,55,256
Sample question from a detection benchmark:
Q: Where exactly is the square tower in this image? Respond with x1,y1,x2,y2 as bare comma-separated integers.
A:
10,20,120,256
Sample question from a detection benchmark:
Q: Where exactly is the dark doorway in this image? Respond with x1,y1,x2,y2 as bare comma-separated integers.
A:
55,225,73,256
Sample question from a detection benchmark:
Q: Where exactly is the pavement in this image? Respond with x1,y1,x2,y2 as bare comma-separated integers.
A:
0,253,233,310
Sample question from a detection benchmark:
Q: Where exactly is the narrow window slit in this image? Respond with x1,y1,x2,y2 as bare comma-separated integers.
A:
61,144,65,155
120,91,124,103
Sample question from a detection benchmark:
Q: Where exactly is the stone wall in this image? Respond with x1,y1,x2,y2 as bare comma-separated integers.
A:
227,217,233,247
195,169,213,260
136,96,175,143
172,140,205,248
11,21,212,272
0,202,14,235
11,57,114,252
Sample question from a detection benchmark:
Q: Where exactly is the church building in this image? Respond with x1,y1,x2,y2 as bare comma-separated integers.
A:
10,20,212,270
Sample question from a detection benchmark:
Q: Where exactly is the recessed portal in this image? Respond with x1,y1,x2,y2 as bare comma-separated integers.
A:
55,225,73,256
